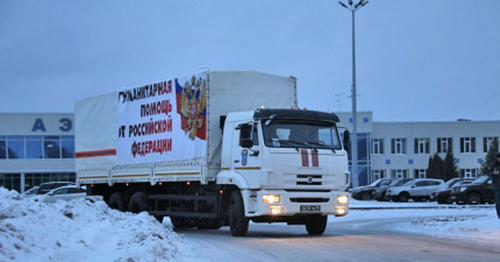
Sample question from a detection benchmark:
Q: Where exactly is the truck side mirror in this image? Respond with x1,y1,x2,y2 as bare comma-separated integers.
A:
343,130,350,152
237,123,254,148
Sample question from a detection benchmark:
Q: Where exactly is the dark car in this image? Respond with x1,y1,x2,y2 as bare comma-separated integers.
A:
450,175,495,205
36,181,76,195
350,178,393,200
434,179,473,204
372,178,413,201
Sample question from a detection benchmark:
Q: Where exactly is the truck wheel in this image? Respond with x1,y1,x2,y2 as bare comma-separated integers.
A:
128,192,148,213
108,192,127,211
229,191,249,236
466,192,482,205
197,218,222,230
398,192,409,202
305,215,327,235
170,217,198,229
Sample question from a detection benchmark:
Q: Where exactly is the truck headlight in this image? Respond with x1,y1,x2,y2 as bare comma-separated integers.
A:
459,187,467,192
263,194,281,204
337,195,349,204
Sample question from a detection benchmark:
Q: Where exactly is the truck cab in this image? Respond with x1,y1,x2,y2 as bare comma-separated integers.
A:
218,108,350,235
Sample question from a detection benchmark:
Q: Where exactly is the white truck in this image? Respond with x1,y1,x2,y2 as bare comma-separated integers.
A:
75,71,350,236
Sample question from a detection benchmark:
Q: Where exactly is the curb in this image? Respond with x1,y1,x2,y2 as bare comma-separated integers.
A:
350,205,495,210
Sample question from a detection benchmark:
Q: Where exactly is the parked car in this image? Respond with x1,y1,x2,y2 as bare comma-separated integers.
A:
36,181,75,195
21,186,39,198
433,179,473,204
387,178,444,202
350,178,394,200
372,178,413,201
43,185,87,203
450,175,495,205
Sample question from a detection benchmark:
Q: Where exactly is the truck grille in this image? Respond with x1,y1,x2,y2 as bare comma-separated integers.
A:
290,197,329,203
296,175,322,186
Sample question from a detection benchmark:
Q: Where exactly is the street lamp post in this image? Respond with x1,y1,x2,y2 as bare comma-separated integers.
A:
339,0,368,188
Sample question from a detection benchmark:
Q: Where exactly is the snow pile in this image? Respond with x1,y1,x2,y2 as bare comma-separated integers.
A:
0,187,185,262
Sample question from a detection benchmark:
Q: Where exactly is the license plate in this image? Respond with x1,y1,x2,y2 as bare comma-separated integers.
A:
300,205,321,212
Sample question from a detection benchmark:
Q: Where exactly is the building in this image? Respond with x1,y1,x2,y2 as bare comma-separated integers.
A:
0,113,75,193
337,112,500,186
1,111,499,192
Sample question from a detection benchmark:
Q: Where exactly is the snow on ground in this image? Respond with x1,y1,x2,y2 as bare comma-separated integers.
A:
1,187,499,261
0,187,187,262
345,199,500,244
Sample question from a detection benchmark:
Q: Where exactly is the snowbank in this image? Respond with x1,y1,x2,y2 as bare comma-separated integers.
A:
0,187,185,262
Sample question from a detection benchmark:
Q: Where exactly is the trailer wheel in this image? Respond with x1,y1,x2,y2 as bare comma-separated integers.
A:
108,192,127,211
197,218,222,230
128,192,148,213
305,215,327,235
228,190,249,236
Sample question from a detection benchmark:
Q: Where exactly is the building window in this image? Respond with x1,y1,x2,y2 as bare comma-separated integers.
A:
483,137,498,153
437,137,452,153
391,138,406,155
0,136,6,159
461,168,478,179
372,139,384,155
391,169,408,179
460,137,476,153
44,136,61,158
26,136,43,159
61,136,75,158
414,169,427,178
0,136,75,160
7,136,25,159
24,172,76,189
414,138,430,154
0,173,21,192
372,170,386,180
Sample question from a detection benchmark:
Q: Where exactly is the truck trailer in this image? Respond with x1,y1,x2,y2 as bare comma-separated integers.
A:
75,71,350,236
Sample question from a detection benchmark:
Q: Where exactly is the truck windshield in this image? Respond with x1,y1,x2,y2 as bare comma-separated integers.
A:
262,120,342,150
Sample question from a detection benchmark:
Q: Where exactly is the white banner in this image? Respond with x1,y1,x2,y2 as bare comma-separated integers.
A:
117,73,207,165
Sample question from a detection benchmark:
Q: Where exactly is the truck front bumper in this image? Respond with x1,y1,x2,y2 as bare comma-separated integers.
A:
244,189,349,218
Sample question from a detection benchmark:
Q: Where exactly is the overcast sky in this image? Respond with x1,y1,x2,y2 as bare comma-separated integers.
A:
1,0,499,122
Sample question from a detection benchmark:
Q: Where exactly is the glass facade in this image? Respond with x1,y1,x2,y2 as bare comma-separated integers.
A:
0,172,76,192
0,173,21,192
0,135,74,159
348,132,371,186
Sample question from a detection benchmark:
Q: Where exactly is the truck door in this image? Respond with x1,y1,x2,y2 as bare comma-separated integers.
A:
231,122,261,176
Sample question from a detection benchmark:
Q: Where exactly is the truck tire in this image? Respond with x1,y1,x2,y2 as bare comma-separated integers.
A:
170,217,198,229
229,191,249,236
305,215,327,235
108,192,127,211
128,192,148,213
197,218,222,230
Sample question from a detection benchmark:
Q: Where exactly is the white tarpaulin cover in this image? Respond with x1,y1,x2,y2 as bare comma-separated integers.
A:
75,71,297,182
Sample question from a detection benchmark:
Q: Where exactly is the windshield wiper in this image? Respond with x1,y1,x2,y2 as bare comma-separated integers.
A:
268,139,305,151
305,141,336,153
